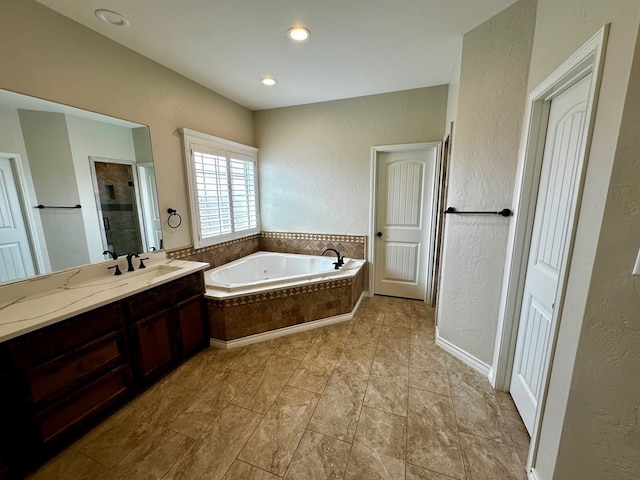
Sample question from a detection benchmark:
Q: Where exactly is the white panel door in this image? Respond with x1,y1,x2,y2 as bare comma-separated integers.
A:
374,147,436,300
510,74,592,435
0,156,36,282
138,164,162,251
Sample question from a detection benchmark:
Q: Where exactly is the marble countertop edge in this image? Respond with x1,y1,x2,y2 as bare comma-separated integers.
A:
0,259,209,344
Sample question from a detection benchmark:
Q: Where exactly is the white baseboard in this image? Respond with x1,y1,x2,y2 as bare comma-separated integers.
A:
210,291,366,350
435,326,491,377
528,468,540,480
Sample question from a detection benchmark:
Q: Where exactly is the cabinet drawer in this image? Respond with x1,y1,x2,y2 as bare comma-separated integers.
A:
27,331,125,405
6,303,125,370
126,272,204,319
37,366,132,445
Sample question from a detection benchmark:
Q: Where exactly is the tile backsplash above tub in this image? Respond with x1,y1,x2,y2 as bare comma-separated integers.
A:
260,232,366,260
168,231,366,267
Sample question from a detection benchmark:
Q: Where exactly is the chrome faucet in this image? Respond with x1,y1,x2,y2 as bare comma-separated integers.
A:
321,248,344,269
126,253,139,272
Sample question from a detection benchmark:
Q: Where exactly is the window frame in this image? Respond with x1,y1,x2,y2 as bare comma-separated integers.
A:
181,128,260,248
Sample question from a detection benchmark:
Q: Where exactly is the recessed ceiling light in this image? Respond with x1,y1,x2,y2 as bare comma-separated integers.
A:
95,9,130,27
261,77,277,86
287,26,310,42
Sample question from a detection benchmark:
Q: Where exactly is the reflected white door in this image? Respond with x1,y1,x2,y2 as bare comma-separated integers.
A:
0,156,36,282
374,146,437,300
510,74,592,434
138,164,162,251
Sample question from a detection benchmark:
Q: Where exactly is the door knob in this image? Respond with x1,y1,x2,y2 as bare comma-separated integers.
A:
376,232,383,237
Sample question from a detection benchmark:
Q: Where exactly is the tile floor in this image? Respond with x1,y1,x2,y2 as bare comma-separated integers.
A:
29,296,530,480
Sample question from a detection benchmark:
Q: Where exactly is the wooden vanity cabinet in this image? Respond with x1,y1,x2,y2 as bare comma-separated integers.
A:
125,271,208,384
0,303,133,476
0,270,208,478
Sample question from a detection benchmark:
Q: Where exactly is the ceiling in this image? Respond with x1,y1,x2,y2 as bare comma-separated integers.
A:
35,0,518,111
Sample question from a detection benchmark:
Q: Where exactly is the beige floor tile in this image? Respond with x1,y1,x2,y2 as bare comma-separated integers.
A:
444,353,484,378
169,368,253,438
495,390,519,412
406,388,465,480
376,325,411,363
449,371,513,444
383,309,412,330
350,313,385,338
238,386,320,476
231,354,300,414
409,368,451,396
128,378,197,428
30,298,528,480
334,333,378,376
78,406,163,468
102,428,193,480
222,460,280,480
225,342,279,374
364,356,409,416
274,329,322,360
308,367,369,442
411,342,447,374
164,404,263,480
344,406,406,480
284,430,351,479
287,342,344,394
167,350,214,389
502,408,531,467
459,432,527,480
406,463,461,480
28,450,109,480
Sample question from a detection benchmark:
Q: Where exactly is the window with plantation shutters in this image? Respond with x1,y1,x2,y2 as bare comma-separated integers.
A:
181,129,259,248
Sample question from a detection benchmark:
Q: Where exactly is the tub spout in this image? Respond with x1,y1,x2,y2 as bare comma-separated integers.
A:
321,248,344,268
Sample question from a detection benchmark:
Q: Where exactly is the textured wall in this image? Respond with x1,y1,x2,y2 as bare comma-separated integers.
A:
0,0,254,251
436,0,536,365
526,1,640,478
254,87,448,235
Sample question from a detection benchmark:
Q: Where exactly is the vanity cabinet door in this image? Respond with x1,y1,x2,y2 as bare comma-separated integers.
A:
131,311,173,383
176,296,208,358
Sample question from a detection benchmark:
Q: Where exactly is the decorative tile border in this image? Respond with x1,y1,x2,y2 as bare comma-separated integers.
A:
261,231,366,244
209,278,353,308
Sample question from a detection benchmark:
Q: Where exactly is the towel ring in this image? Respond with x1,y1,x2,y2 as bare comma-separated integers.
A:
167,208,182,228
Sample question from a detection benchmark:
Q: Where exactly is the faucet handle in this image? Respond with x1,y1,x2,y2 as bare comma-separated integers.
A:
139,257,149,269
108,265,122,276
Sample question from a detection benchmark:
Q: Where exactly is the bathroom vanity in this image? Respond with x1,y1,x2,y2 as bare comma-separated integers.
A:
0,255,209,478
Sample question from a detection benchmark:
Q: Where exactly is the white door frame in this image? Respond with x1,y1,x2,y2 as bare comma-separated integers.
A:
0,152,50,275
369,142,441,302
491,26,608,476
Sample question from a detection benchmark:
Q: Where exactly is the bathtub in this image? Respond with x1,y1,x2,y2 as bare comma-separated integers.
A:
204,251,365,347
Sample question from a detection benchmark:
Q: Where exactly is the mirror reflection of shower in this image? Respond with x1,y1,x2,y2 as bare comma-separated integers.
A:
92,159,144,256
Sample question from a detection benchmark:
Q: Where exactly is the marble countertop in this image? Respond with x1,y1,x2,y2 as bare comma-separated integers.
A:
0,253,209,343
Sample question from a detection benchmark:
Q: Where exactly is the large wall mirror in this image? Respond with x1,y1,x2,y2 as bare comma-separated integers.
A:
0,89,161,285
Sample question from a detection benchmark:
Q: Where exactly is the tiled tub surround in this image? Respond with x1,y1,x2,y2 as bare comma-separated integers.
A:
206,257,365,345
167,232,367,267
0,251,209,342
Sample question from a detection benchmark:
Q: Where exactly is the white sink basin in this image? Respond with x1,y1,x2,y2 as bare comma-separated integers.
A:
129,265,182,282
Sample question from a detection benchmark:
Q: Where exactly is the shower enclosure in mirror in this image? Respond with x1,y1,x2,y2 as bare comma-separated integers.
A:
0,89,160,284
